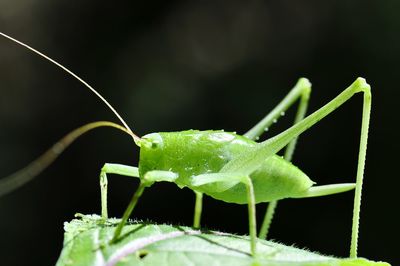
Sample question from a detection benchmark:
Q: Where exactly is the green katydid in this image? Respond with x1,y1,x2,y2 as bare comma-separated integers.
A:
0,32,371,259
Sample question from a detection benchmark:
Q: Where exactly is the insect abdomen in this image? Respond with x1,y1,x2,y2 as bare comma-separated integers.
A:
206,155,314,204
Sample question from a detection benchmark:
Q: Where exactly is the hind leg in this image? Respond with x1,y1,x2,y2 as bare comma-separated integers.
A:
244,78,312,239
191,79,311,230
222,78,371,258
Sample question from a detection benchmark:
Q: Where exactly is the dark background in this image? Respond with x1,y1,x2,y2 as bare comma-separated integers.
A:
0,1,398,265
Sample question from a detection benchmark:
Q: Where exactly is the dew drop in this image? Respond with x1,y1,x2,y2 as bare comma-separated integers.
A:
273,119,277,123
280,111,285,116
264,127,269,132
256,136,260,140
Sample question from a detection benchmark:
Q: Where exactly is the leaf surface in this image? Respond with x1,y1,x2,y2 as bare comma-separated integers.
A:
56,215,390,266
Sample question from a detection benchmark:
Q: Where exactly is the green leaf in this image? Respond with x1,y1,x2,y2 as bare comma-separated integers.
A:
56,214,390,266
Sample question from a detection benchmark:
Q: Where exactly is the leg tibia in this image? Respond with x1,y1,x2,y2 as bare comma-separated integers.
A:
259,201,277,239
111,170,178,243
99,164,140,219
258,78,312,240
245,78,311,141
100,171,108,219
193,192,203,229
189,173,258,256
350,85,371,258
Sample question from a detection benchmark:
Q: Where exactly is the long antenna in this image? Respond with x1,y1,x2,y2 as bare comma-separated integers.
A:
0,121,134,197
0,31,141,143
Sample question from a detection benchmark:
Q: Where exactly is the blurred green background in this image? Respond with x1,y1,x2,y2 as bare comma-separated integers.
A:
0,1,398,265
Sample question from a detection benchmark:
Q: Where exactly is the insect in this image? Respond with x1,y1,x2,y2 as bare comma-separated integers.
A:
0,32,371,259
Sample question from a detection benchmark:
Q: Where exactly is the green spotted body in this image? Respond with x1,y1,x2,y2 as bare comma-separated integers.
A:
139,130,313,204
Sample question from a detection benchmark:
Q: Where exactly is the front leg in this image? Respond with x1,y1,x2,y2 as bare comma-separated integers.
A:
99,163,140,219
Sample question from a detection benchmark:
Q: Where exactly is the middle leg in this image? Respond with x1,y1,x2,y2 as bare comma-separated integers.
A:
193,191,203,229
189,173,257,256
111,170,178,243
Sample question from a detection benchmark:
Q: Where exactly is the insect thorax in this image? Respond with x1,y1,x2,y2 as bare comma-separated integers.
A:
138,130,255,186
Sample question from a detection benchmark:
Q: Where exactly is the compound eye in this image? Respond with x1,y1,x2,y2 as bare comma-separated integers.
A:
151,141,159,149
141,133,163,149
